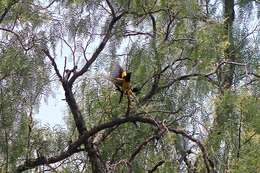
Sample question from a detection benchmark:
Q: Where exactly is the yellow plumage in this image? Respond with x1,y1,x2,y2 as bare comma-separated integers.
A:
110,64,134,102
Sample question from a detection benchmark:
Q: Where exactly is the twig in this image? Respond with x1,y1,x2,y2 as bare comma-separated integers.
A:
42,0,56,9
242,131,257,146
68,12,125,86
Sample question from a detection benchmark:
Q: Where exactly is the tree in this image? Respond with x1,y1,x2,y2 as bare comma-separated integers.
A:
0,0,259,172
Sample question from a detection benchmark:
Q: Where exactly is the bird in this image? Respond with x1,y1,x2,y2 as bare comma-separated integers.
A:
110,63,138,103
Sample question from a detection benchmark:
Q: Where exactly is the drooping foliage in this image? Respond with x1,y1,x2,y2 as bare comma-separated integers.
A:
0,0,259,172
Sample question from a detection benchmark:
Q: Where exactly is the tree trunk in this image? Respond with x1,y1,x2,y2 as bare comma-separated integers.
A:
63,82,106,173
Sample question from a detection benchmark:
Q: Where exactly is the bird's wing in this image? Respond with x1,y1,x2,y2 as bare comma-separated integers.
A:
111,63,124,79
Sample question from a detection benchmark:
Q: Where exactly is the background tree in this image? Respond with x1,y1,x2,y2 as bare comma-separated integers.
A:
0,0,259,172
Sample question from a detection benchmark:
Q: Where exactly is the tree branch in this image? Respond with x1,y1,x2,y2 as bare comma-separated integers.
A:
148,160,165,173
68,12,125,86
0,27,32,51
15,116,158,172
16,115,213,173
0,0,18,24
105,0,115,17
128,129,165,163
15,147,83,173
168,127,215,173
42,49,63,81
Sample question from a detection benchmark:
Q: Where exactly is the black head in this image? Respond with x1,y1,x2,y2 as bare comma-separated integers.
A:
123,72,131,82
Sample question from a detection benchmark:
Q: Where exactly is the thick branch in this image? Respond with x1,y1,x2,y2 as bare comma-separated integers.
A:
15,116,158,172
62,85,87,135
15,147,82,173
16,115,213,173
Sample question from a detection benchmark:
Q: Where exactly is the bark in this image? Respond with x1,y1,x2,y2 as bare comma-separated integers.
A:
62,82,87,135
86,143,106,173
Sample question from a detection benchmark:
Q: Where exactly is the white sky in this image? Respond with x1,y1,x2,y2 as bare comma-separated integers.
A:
36,84,67,126
35,44,71,126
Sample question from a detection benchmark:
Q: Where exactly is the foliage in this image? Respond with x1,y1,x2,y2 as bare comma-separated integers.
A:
0,0,259,172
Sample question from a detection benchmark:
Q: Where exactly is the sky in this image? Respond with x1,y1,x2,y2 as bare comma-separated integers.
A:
35,44,71,127
35,84,67,126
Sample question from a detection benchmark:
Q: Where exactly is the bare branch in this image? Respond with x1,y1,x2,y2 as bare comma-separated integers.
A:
164,10,179,41
123,31,153,37
105,0,115,17
62,56,68,78
42,49,63,81
149,14,157,38
242,131,257,146
168,127,215,173
58,36,75,59
68,12,125,86
81,36,93,62
0,74,8,82
158,60,230,91
42,0,56,9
